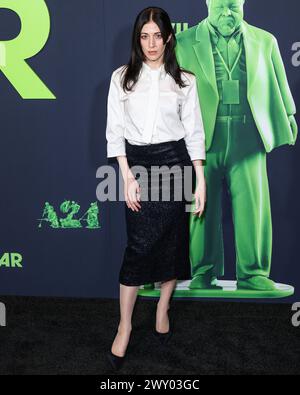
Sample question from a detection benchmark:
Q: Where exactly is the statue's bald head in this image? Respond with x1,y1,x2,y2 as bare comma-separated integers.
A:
206,0,245,5
206,0,245,37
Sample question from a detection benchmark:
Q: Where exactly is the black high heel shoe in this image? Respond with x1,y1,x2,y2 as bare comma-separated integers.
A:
107,349,126,371
106,328,130,371
153,305,173,346
153,327,173,345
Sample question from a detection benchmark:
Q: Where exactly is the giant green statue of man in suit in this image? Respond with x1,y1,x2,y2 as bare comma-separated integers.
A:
175,0,298,291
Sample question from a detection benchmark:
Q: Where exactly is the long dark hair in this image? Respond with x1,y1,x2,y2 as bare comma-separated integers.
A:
121,7,193,92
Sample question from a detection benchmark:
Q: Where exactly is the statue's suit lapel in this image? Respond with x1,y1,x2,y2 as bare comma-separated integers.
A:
192,19,218,99
192,19,261,99
240,21,261,97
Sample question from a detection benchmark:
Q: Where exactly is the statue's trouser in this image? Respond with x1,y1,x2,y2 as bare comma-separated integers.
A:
189,114,272,281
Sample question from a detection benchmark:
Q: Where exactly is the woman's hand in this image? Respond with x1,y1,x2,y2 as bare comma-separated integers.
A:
125,175,141,212
192,177,206,218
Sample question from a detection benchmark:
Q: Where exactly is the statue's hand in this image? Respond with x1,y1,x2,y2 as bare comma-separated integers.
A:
289,115,298,142
192,178,206,218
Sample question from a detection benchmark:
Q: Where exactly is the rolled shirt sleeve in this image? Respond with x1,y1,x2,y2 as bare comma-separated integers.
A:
106,70,126,158
181,74,206,161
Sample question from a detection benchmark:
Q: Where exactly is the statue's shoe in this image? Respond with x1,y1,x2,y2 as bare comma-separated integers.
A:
189,274,221,289
237,276,277,291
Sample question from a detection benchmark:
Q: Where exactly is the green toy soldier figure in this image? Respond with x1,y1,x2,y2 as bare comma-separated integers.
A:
176,0,298,291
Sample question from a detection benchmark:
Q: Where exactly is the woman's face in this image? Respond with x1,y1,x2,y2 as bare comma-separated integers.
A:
140,21,170,63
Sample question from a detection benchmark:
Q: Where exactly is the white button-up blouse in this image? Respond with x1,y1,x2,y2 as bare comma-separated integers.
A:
105,62,206,161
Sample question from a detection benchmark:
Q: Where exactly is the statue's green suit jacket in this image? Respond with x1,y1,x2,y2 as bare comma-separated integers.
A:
175,19,298,152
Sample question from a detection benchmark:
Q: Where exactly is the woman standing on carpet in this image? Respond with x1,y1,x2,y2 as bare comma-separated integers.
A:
105,7,206,370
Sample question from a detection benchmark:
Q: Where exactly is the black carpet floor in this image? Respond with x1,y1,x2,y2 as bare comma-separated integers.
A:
0,296,299,375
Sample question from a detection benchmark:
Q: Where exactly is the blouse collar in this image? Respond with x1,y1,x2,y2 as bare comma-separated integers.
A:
142,62,167,80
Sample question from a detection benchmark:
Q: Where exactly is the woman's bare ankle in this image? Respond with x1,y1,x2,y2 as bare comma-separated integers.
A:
118,322,132,334
157,300,170,312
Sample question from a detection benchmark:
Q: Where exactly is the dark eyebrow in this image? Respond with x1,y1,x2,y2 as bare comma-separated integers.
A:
140,32,162,35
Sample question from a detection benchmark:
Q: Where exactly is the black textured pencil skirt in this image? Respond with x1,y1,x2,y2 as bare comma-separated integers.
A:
119,138,194,286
